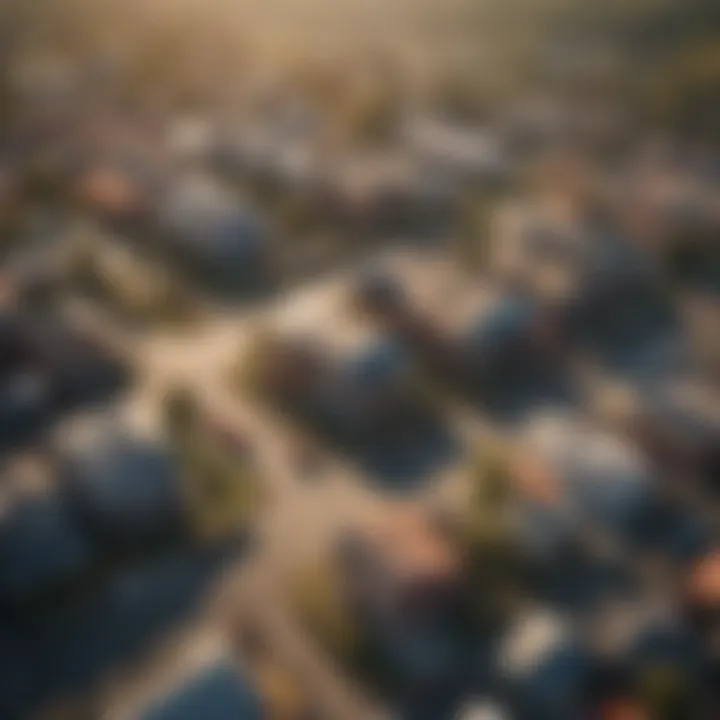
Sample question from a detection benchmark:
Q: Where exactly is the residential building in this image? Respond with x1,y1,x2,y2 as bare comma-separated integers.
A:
632,381,720,493
62,429,182,550
73,160,153,228
403,116,508,189
155,173,270,289
258,279,432,445
684,550,720,638
497,607,590,719
140,660,264,720
356,252,562,400
0,492,93,605
519,412,655,541
489,196,655,317
316,150,455,236
457,699,510,720
0,300,129,449
336,505,462,684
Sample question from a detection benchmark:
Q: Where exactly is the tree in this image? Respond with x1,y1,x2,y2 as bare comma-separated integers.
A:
290,562,360,666
184,451,257,542
471,444,513,508
457,443,525,629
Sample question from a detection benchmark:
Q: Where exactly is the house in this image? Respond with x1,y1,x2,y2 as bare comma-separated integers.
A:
0,299,44,444
62,429,182,549
357,252,496,362
278,335,421,444
489,197,655,319
258,280,431,446
518,412,655,541
681,293,720,381
317,151,455,236
23,314,129,410
403,116,508,189
140,660,264,720
155,174,270,289
212,116,325,195
0,492,93,604
0,371,50,443
611,158,720,252
683,550,720,660
164,115,216,164
457,699,510,720
73,160,154,228
501,98,571,158
637,381,720,490
335,505,462,684
605,153,720,294
354,267,409,321
0,306,128,446
355,253,562,398
497,607,591,719
0,309,53,445
686,549,720,611
462,293,561,382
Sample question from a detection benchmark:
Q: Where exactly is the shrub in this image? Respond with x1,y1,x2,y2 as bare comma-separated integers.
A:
291,562,360,665
471,443,513,508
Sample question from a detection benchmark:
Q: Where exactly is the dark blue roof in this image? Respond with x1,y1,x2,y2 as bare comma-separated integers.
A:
201,213,266,260
629,625,701,673
142,662,264,720
469,296,537,349
0,495,93,600
589,234,647,276
521,644,589,717
163,192,267,268
346,339,411,389
0,372,50,428
67,434,180,536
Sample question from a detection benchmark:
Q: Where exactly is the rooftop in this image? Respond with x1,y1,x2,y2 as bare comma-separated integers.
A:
520,412,653,523
140,660,263,720
270,275,392,360
499,607,573,678
343,504,461,587
371,250,501,338
687,550,720,607
0,493,93,600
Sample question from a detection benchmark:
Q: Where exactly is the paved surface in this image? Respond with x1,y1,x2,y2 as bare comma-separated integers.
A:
63,292,394,720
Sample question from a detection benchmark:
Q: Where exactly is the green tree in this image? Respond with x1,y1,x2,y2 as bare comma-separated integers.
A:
291,562,361,665
471,445,513,508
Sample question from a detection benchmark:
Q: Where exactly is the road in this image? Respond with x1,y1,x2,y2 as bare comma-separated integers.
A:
64,293,396,720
